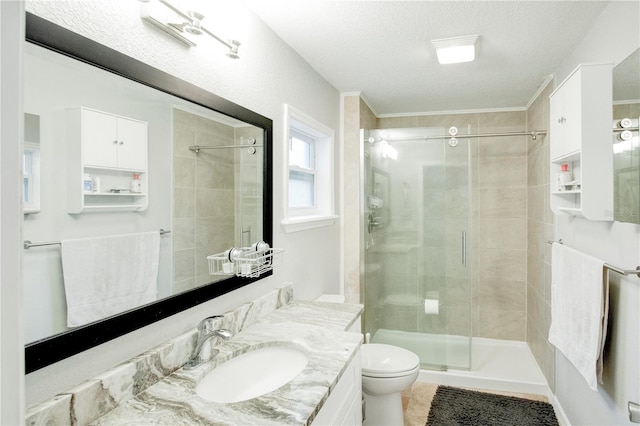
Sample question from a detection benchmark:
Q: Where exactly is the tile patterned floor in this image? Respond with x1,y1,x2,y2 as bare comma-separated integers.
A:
401,382,550,426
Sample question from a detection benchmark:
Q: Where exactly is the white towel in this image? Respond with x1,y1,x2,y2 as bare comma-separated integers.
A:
548,243,609,391
61,231,160,327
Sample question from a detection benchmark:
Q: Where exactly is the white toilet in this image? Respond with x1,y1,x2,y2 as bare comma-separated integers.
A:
361,343,420,426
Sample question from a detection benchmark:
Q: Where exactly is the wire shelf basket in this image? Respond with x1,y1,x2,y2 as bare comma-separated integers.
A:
207,246,284,278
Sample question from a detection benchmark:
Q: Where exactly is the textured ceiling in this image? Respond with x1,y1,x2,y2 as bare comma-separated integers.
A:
243,1,611,115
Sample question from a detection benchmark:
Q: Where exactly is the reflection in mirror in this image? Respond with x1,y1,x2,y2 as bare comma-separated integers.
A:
612,47,640,223
24,13,272,373
371,167,390,230
23,113,41,214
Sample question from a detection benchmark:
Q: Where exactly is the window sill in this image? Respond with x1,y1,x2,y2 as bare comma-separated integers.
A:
281,215,338,233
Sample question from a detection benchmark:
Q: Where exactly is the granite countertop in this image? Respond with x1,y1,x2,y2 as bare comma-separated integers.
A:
91,301,363,426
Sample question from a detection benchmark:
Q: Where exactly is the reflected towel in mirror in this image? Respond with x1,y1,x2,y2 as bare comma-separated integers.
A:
61,231,160,327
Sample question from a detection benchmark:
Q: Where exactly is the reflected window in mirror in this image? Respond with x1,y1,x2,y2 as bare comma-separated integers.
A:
23,113,41,214
612,47,640,223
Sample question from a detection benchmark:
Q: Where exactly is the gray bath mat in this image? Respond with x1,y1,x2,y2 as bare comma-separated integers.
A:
426,385,559,426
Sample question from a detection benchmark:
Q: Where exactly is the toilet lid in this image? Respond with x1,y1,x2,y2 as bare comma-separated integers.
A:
361,343,420,376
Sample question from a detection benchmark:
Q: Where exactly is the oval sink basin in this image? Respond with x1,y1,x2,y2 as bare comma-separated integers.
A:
195,346,308,403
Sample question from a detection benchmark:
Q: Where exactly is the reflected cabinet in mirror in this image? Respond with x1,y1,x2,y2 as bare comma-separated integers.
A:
612,47,640,224
24,13,273,373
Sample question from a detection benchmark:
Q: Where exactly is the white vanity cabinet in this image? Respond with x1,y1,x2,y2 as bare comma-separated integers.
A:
67,107,149,213
549,63,613,220
312,348,363,426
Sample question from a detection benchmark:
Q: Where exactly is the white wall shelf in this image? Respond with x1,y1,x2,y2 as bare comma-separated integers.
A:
67,107,148,213
549,63,613,221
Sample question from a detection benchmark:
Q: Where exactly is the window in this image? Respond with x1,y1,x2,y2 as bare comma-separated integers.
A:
289,129,316,208
282,105,337,233
23,143,41,214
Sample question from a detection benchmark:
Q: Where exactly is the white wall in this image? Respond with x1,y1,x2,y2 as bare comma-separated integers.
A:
552,2,640,424
23,0,342,406
1,1,26,424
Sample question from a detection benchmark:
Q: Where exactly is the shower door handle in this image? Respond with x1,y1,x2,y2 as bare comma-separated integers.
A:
461,230,467,266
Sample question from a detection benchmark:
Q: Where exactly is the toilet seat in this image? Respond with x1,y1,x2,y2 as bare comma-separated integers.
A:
361,343,420,378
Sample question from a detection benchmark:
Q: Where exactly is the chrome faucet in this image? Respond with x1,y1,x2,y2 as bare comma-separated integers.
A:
184,315,233,369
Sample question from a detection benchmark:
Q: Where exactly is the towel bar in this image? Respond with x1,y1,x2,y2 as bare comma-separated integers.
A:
547,239,640,278
24,229,171,249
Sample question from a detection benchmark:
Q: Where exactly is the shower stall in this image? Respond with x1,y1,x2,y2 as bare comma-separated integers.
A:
361,126,473,371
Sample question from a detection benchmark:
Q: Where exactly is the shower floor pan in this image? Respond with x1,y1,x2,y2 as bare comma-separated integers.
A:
372,329,549,395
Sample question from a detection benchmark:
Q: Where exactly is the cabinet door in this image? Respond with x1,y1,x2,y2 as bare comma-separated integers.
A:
116,117,147,171
549,90,565,160
561,72,582,156
82,109,118,168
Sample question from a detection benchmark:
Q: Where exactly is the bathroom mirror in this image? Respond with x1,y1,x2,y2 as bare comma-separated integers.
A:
612,47,640,224
24,13,273,373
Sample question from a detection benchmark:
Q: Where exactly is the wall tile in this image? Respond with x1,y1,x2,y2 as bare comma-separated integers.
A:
478,217,526,249
173,218,195,251
528,146,546,187
526,79,555,387
479,136,527,158
173,248,195,282
478,308,525,340
527,252,544,297
527,219,545,260
527,185,544,222
478,248,526,281
174,156,195,188
173,187,195,219
173,278,196,294
478,156,527,188
478,111,526,128
478,188,527,218
196,188,234,218
173,110,197,158
196,158,234,190
478,277,526,311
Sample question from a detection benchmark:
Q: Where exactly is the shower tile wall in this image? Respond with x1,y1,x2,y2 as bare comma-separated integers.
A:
343,95,378,306
173,109,236,293
525,80,555,389
234,126,264,248
378,111,528,340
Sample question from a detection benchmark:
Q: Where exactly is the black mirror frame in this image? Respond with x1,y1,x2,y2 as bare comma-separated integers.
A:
24,12,273,373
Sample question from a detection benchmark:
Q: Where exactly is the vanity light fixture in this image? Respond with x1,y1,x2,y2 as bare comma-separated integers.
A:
431,35,479,64
139,0,241,58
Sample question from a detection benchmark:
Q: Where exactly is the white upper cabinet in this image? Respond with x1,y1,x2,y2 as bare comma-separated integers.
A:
67,107,149,213
82,108,147,171
549,63,613,221
550,71,583,159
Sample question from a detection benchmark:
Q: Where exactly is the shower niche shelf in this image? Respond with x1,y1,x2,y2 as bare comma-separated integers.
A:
549,63,613,221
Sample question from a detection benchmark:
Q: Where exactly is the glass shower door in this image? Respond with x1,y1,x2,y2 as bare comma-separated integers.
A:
362,127,472,371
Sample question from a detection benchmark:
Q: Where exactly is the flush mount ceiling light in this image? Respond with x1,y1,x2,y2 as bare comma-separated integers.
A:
431,35,479,64
139,0,241,58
